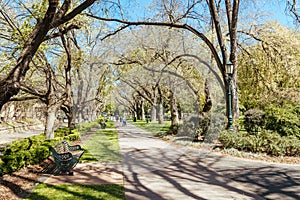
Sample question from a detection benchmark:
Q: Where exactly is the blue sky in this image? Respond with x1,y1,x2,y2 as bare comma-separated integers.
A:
121,0,297,29
261,1,297,28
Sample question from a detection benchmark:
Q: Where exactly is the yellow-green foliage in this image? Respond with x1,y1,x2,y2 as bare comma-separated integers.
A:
54,127,81,141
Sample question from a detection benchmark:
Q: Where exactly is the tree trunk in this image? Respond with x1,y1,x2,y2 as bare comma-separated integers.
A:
198,79,212,140
151,95,157,122
135,101,140,120
67,110,75,128
157,87,164,124
141,99,145,121
151,105,157,122
170,90,179,133
45,105,58,139
92,108,97,121
157,102,164,124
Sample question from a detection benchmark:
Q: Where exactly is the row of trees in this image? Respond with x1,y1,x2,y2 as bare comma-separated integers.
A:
0,0,115,138
110,26,223,138
111,21,299,140
0,0,298,140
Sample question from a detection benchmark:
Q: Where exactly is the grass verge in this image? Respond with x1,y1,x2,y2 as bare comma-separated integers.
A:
27,121,124,199
81,128,122,162
26,184,125,200
131,120,171,136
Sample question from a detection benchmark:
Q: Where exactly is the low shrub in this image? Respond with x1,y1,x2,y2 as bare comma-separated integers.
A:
243,108,265,133
54,127,75,137
219,130,300,156
54,127,81,142
104,120,115,129
0,120,101,176
0,134,55,176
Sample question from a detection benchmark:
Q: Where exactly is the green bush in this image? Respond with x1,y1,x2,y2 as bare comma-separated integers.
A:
264,105,300,138
54,127,81,142
219,130,300,156
0,134,54,176
63,131,80,141
279,135,300,156
0,159,4,175
105,120,115,129
54,127,75,137
243,108,265,133
0,121,100,176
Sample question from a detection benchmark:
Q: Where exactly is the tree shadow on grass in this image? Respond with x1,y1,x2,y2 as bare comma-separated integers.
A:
27,184,125,200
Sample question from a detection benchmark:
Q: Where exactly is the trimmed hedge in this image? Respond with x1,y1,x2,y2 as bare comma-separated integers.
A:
0,135,54,176
54,127,80,141
243,108,265,133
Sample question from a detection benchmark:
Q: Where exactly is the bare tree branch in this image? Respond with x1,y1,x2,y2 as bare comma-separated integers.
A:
86,14,222,71
9,96,40,102
286,0,300,24
43,24,80,41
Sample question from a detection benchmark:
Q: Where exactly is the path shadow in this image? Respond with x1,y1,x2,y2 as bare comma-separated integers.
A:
214,164,300,199
118,124,300,200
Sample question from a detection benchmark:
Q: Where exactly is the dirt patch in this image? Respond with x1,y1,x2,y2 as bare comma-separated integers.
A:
0,159,53,200
44,162,123,185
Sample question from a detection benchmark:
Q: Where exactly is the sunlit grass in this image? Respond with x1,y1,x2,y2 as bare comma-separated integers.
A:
131,120,171,136
27,184,125,200
81,129,121,162
104,120,115,129
27,122,124,199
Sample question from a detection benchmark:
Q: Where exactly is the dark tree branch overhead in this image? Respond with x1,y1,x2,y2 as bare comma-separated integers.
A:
0,0,96,110
50,0,96,28
87,0,243,120
286,0,300,24
43,24,81,41
142,57,225,98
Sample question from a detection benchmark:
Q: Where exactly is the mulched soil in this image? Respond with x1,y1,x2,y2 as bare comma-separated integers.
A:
0,158,53,200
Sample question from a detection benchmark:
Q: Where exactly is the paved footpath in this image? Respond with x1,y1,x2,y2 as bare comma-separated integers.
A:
118,123,300,200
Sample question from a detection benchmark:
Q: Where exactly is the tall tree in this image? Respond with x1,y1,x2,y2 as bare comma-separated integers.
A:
238,21,300,108
88,0,241,122
0,0,96,111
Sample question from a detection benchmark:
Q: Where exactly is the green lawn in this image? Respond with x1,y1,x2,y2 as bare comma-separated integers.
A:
131,120,171,136
27,184,125,200
27,122,124,199
81,129,122,162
